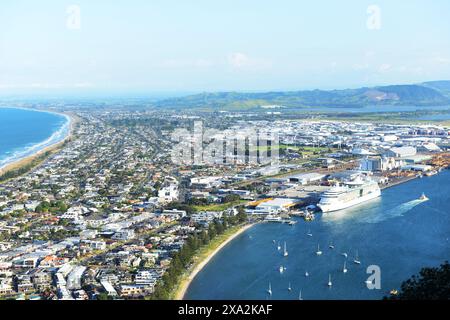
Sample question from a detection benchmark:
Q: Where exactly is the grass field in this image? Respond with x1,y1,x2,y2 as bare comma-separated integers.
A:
193,200,247,212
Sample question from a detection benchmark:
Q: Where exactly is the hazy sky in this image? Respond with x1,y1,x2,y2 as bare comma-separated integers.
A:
1,0,450,96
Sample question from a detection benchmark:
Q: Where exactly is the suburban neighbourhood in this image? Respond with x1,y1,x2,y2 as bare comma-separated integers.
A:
1,106,449,300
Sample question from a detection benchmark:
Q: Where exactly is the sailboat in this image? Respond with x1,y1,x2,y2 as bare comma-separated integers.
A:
343,260,348,273
353,250,361,265
329,241,335,249
307,230,313,237
283,242,288,257
327,274,332,287
298,290,303,300
288,282,292,291
267,282,272,295
277,242,281,251
279,266,284,274
316,244,323,256
305,270,309,277
341,252,348,258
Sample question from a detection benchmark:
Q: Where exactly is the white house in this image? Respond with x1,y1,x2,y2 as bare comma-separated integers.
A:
66,266,86,290
158,184,179,204
190,176,222,189
112,229,135,240
161,209,187,218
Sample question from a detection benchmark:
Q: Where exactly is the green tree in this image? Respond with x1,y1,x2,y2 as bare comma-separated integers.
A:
199,230,210,245
208,223,217,239
223,194,240,203
222,214,229,229
97,292,112,300
236,206,247,223
385,261,450,300
214,219,224,235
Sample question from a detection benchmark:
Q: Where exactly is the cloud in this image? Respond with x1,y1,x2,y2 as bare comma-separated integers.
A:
352,63,370,71
432,55,450,65
378,63,392,73
228,52,271,70
228,52,250,68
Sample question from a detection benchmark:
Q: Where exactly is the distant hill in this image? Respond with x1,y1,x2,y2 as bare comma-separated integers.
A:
421,80,450,98
154,81,450,111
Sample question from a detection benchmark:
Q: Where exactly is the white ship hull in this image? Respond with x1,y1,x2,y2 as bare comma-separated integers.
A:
318,188,381,213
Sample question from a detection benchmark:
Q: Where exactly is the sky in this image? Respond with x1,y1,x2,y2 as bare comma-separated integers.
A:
0,0,450,96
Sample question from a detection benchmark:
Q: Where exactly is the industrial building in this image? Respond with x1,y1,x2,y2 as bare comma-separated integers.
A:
288,172,326,185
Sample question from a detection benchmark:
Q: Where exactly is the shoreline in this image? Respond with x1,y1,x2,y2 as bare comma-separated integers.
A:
173,170,447,300
174,222,257,300
0,108,76,176
380,175,419,190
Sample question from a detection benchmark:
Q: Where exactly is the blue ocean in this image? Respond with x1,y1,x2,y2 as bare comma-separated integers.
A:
0,108,69,169
185,171,450,300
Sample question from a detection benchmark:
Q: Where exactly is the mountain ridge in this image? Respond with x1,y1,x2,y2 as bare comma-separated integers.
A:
153,81,450,111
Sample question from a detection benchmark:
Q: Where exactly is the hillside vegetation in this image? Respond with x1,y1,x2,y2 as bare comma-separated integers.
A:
153,81,450,111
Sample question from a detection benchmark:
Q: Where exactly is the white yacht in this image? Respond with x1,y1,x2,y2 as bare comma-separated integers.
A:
267,282,272,295
316,244,322,256
343,260,348,273
318,177,381,213
353,250,361,265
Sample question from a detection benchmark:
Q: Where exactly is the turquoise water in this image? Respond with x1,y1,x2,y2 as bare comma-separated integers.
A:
0,108,69,169
185,171,450,300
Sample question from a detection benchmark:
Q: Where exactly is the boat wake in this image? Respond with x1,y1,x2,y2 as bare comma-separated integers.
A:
360,199,425,224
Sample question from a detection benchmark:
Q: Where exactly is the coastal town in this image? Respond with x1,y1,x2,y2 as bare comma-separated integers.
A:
1,106,450,300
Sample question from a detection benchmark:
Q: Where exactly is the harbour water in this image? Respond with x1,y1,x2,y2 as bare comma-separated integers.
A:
185,171,450,300
0,108,70,170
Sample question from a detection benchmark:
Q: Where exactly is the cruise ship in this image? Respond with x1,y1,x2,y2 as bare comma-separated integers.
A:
318,177,381,213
